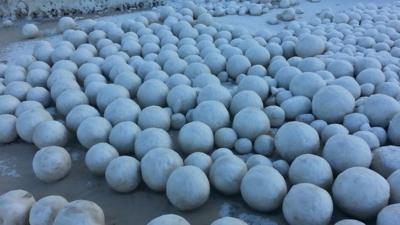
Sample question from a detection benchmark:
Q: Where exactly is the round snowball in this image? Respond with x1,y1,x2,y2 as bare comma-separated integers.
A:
226,55,251,78
85,143,119,176
388,170,400,203
334,220,365,225
215,127,237,149
389,113,400,145
77,117,112,149
167,85,197,114
53,200,105,225
33,120,68,148
275,121,320,161
295,34,326,57
29,195,68,225
184,152,212,174
66,105,100,131
0,95,20,114
288,154,333,189
109,121,141,155
178,121,214,154
138,106,170,130
137,79,169,107
0,114,17,144
104,98,141,125
211,217,248,225
134,128,172,159
56,90,89,116
33,146,71,183
358,94,400,128
254,134,275,156
105,156,141,193
147,214,190,225
192,101,230,132
371,146,400,178
16,109,52,143
289,72,325,98
0,190,36,225
96,84,130,112
141,148,183,191
241,165,287,212
22,23,40,39
166,166,210,210
312,85,355,123
332,167,390,220
283,183,333,225
238,75,269,100
232,107,270,141
209,155,247,195
377,204,400,225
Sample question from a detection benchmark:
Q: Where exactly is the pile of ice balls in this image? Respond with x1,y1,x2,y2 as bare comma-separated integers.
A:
1,0,400,224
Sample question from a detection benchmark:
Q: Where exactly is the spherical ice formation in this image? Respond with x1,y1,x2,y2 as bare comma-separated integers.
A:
288,154,333,189
358,94,400,128
332,167,390,220
147,214,190,225
232,107,270,141
33,146,71,183
166,166,210,210
109,121,141,155
226,55,251,78
96,84,130,112
240,165,287,212
197,84,231,108
105,156,141,193
334,220,366,225
58,17,77,32
371,146,400,178
238,75,269,100
323,134,372,173
275,121,320,162
141,148,183,192
29,195,68,225
289,72,325,99
138,106,171,130
211,217,248,225
53,200,105,225
179,116,214,151
230,90,263,115
376,204,400,225
66,104,100,131
0,190,36,225
77,116,112,149
0,114,17,144
209,155,247,195
283,183,333,225
33,120,68,148
16,109,53,143
104,98,141,126
137,79,169,107
56,89,89,116
22,23,40,39
254,134,275,156
295,34,326,57
134,128,172,159
15,101,44,117
214,127,237,149
312,85,355,123
388,170,400,203
192,101,230,132
0,95,20,114
184,152,212,174
167,84,197,114
85,143,119,176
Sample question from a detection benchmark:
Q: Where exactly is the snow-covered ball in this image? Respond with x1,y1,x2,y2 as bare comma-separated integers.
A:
50,80,80,101
15,101,43,117
104,98,141,125
29,195,68,225
376,204,400,225
358,94,400,128
22,23,40,39
32,120,68,148
323,134,371,173
166,166,210,210
85,143,119,176
245,46,270,66
77,116,112,149
192,101,230,132
371,146,400,178
295,34,326,57
33,146,71,182
332,167,390,220
388,170,400,203
53,200,105,225
215,127,237,149
312,85,355,123
280,96,311,120
96,84,130,112
234,138,252,154
56,89,89,116
204,53,226,75
4,81,32,101
283,183,333,225
147,214,190,225
16,109,52,143
232,107,270,141
264,105,285,128
226,55,251,78
109,121,141,155
275,121,320,161
289,72,325,98
26,69,49,87
288,154,333,189
327,59,354,78
66,105,100,131
134,128,172,159
167,85,197,114
184,62,210,80
253,134,275,156
356,68,385,86
58,17,76,32
0,114,17,144
334,220,366,225
209,155,247,195
105,156,141,193
0,190,36,225
241,165,287,212
321,123,349,142
178,121,214,154
246,155,272,169
211,217,248,225
197,84,231,108
141,148,183,191
137,79,169,107
238,75,269,100
184,152,212,174
343,113,369,133
230,91,263,115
